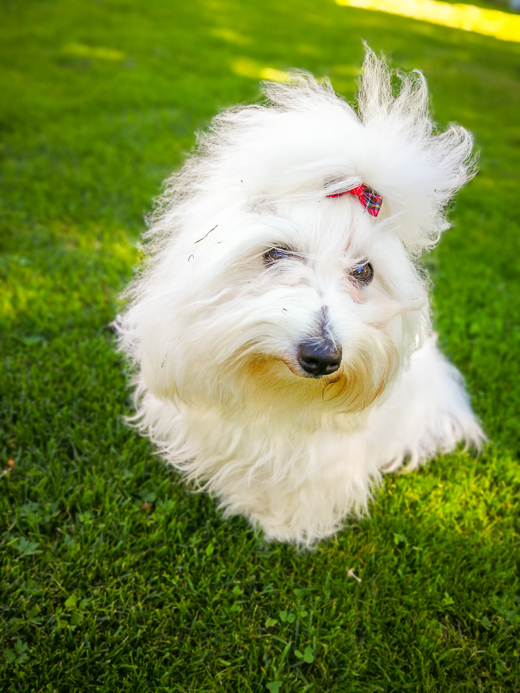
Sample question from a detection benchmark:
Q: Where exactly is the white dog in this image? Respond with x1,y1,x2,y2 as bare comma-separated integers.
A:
118,48,484,545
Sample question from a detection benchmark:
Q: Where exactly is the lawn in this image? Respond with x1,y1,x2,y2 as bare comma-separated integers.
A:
1,0,520,690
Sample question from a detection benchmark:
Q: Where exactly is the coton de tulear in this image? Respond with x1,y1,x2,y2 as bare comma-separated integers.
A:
118,48,484,545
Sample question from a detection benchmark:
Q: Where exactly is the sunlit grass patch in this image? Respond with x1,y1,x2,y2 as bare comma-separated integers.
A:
336,0,520,43
232,57,290,82
62,42,126,61
210,27,251,45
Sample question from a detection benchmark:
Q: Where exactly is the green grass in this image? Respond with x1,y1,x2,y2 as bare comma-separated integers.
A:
1,0,520,690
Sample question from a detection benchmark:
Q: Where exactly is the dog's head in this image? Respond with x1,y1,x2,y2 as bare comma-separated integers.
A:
120,48,475,426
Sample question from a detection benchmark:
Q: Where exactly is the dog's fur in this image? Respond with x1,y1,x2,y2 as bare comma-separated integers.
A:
118,48,484,545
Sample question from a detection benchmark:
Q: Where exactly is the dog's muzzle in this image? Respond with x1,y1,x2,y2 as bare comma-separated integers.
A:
297,335,342,377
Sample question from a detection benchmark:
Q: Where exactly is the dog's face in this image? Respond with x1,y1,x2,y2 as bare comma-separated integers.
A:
137,192,429,424
124,50,474,427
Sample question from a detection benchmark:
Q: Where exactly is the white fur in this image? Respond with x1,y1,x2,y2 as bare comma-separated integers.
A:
118,48,484,545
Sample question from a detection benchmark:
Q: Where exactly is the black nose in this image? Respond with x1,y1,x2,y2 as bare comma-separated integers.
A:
297,336,342,377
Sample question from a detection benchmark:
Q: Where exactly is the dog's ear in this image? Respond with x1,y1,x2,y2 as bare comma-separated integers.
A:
356,46,477,257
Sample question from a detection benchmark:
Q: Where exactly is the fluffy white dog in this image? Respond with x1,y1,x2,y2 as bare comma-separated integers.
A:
118,48,484,545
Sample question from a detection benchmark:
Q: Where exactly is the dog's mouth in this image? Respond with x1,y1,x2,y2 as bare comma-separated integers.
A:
280,344,395,407
242,343,397,414
281,357,342,382
280,357,388,408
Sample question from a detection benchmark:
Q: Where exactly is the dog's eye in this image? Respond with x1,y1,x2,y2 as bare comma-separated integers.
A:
264,246,292,265
349,261,374,285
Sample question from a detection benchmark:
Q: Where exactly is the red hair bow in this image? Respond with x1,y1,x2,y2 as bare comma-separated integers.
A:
326,184,383,217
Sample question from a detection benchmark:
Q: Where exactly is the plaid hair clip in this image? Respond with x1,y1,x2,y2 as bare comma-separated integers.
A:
326,183,383,217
